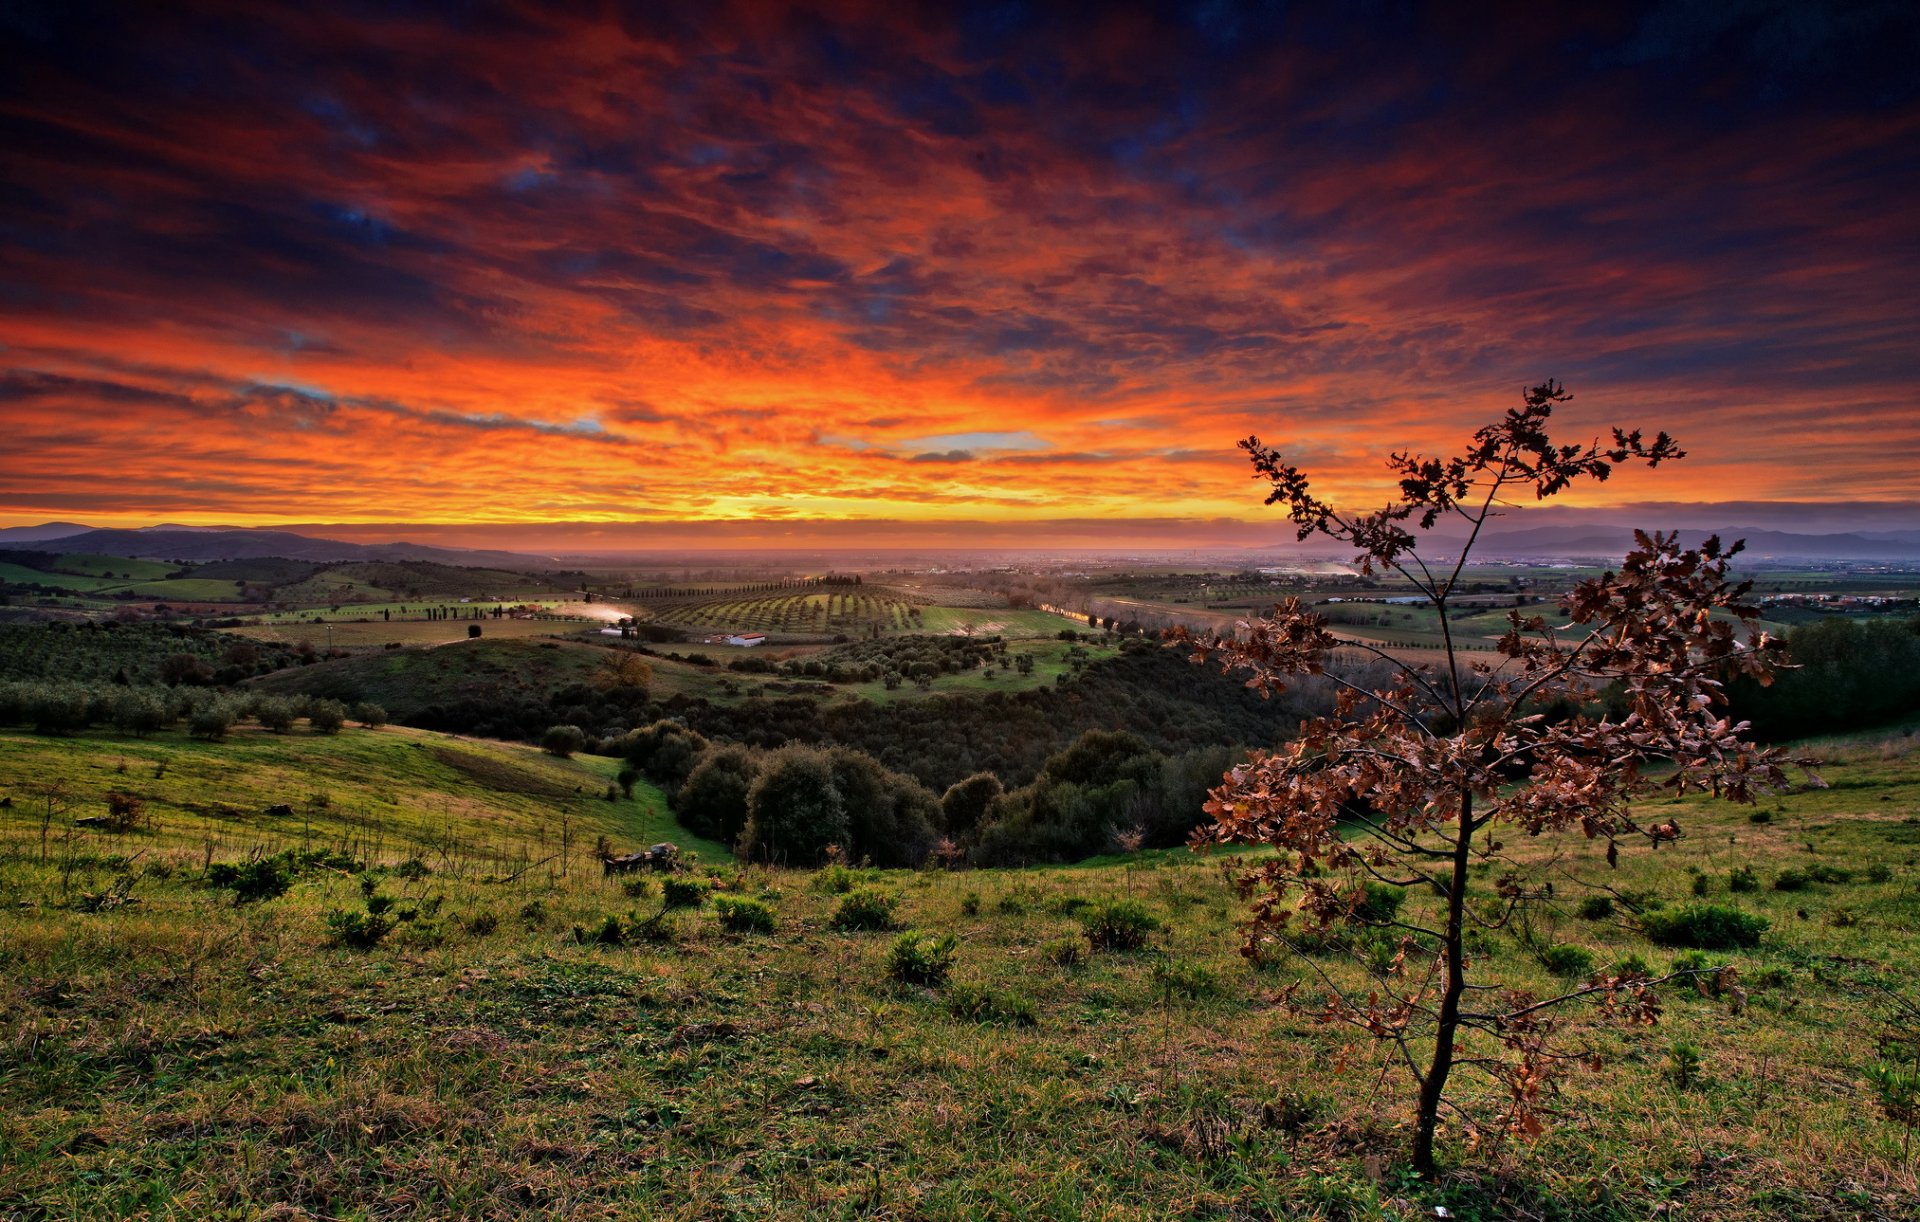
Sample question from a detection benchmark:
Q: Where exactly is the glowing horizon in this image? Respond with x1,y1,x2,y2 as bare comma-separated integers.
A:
3,4,1916,544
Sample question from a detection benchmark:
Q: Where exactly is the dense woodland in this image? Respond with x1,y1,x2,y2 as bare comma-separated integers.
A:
3,612,1918,868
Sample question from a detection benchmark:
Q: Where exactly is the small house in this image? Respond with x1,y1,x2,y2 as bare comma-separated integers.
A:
725,632,766,647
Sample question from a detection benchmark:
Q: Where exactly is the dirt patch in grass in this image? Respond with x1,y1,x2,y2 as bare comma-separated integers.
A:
432,747,579,801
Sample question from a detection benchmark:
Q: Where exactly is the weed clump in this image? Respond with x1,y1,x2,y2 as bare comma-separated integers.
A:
662,877,710,909
1539,943,1597,979
326,906,397,949
713,894,776,934
1729,866,1760,892
888,931,958,986
1577,895,1615,921
1642,903,1769,949
1080,899,1159,951
1042,936,1084,968
947,983,1036,1026
829,888,899,932
1150,958,1220,1001
205,854,292,904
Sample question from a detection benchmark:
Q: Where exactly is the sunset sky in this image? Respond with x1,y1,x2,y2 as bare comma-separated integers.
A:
2,2,1917,547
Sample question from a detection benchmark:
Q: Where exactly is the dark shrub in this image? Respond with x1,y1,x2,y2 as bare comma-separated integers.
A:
888,931,958,985
662,877,710,909
326,907,396,949
1540,943,1598,978
1640,903,1769,949
1577,895,1615,920
830,888,900,932
542,724,585,757
947,983,1037,1026
713,894,776,934
1080,899,1159,951
206,855,292,903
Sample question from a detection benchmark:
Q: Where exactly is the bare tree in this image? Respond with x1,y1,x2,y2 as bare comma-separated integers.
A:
1175,380,1798,1176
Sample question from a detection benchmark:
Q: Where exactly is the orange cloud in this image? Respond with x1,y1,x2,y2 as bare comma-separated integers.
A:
1,4,1916,543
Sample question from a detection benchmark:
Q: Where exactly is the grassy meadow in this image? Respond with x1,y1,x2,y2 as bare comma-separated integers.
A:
2,719,1919,1219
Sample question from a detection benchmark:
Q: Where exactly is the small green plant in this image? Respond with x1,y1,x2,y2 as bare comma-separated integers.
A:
205,854,292,904
1640,903,1769,949
1150,958,1221,1001
1042,936,1084,968
1690,872,1711,897
830,888,899,931
326,906,397,949
960,891,981,916
1772,868,1811,892
810,863,866,894
888,931,958,986
1729,866,1759,893
1748,809,1772,824
947,983,1037,1026
393,857,431,881
1866,1061,1920,1129
1539,943,1598,979
578,914,626,946
713,894,776,934
1665,1041,1704,1089
464,911,499,937
1809,864,1853,885
1080,899,1159,951
519,898,547,926
1352,882,1406,924
662,877,710,909
1866,864,1895,884
994,893,1028,916
1608,953,1653,979
1576,895,1615,920
1828,907,1860,928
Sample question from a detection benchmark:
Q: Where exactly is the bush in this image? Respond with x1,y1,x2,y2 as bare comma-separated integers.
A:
354,702,388,728
1608,953,1653,979
465,911,499,937
1353,882,1406,924
1772,868,1811,892
1809,864,1853,885
1151,958,1221,1001
960,891,981,916
810,863,864,894
1042,936,1084,968
205,855,292,903
662,877,710,909
830,888,900,931
888,931,958,985
542,724,586,757
189,701,236,741
1576,895,1615,920
947,983,1037,1026
1539,943,1598,979
308,698,348,734
1080,899,1159,951
326,907,397,949
713,894,776,934
1640,903,1769,949
1729,866,1759,892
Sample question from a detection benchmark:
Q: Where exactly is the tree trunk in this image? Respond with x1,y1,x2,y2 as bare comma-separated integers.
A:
1413,790,1472,1177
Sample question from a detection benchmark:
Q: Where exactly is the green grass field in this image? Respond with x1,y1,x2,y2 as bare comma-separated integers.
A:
0,723,727,869
52,554,176,580
2,720,1918,1217
229,616,596,650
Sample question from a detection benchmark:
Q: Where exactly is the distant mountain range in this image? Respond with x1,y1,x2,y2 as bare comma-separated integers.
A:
4,518,1919,565
1464,524,1920,561
0,523,549,568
